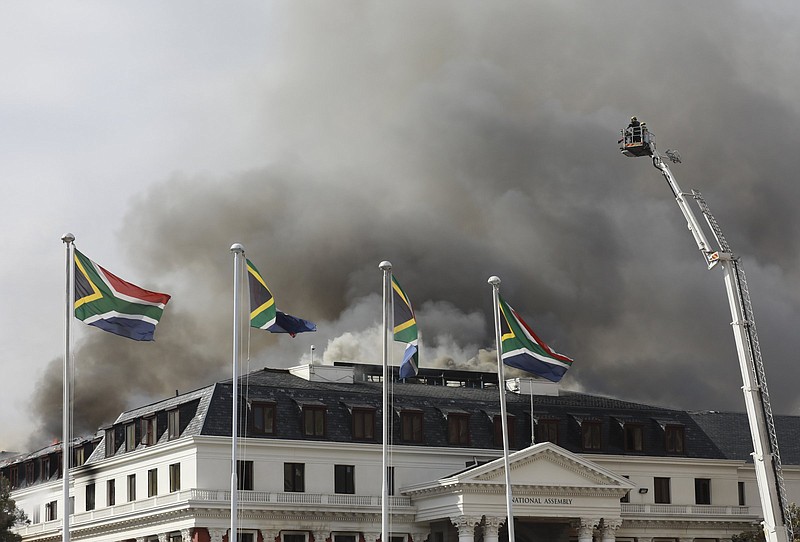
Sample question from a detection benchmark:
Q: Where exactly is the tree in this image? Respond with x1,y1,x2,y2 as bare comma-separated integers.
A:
733,504,800,542
0,478,27,542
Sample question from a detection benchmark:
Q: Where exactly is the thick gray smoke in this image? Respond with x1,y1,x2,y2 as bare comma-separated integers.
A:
30,2,800,447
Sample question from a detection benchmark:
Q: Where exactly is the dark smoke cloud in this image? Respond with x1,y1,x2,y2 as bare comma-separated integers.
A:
29,1,800,447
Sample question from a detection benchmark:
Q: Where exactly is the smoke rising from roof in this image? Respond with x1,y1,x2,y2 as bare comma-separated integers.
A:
28,2,800,448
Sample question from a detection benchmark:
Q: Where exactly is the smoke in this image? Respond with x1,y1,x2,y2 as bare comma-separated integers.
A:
28,1,800,447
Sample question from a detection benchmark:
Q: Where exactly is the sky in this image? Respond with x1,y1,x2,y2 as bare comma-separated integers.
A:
2,1,800,453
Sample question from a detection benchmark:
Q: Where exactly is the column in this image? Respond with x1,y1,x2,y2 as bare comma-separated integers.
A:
678,538,694,542
261,530,281,542
576,517,600,542
409,530,430,542
450,516,481,542
158,534,169,542
600,519,621,542
136,538,147,542
482,517,505,542
634,538,652,542
182,528,194,542
362,533,380,542
208,529,227,542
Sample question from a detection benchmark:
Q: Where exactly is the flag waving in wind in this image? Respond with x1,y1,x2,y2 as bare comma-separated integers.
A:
247,259,316,337
392,275,419,378
498,295,573,382
73,249,171,341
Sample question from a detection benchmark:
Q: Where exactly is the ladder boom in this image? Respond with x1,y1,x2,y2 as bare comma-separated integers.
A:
620,119,792,542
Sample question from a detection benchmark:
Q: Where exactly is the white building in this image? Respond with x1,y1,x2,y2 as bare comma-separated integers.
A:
4,363,799,542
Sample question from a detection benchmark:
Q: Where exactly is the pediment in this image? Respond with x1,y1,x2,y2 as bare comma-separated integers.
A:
453,442,630,489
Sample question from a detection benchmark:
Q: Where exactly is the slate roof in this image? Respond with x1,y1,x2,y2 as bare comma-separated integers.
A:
195,366,727,459
6,364,800,479
689,411,800,464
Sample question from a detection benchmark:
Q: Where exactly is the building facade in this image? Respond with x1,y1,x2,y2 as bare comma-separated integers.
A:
4,363,800,542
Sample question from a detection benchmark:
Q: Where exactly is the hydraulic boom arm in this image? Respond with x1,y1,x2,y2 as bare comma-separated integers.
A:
620,119,792,542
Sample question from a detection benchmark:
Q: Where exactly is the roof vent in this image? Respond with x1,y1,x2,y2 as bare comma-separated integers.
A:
289,363,354,384
507,377,559,397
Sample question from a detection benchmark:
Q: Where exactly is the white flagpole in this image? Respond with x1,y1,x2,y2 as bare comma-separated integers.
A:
379,260,392,542
61,233,75,542
488,276,515,542
231,243,245,542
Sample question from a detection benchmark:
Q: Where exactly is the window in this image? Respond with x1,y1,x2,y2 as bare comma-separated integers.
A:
237,534,256,542
695,478,711,505
352,408,376,441
446,413,470,445
148,468,158,497
31,506,40,524
284,463,305,492
624,424,644,452
387,466,395,497
493,415,516,448
125,423,137,452
303,406,326,437
334,465,355,494
74,446,86,467
169,463,181,492
582,421,602,450
400,411,424,443
654,477,671,504
45,501,57,522
8,467,18,488
107,479,116,506
333,535,357,542
105,429,116,457
85,483,95,511
41,457,51,481
237,460,254,491
142,416,157,446
538,419,559,444
168,409,180,440
127,474,136,502
283,533,308,542
739,481,746,506
665,425,685,453
25,462,34,485
251,403,276,435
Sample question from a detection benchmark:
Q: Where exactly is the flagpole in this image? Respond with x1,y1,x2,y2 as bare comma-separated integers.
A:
231,243,245,542
379,260,392,542
530,379,535,445
488,276,515,542
61,233,74,542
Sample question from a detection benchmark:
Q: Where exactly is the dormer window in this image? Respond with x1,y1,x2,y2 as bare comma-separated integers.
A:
493,415,516,448
168,409,180,440
352,407,376,441
536,419,559,445
74,445,86,467
399,410,424,443
104,428,116,458
125,422,136,452
302,405,326,437
582,421,602,450
251,402,276,435
446,412,470,445
665,425,685,454
142,416,157,446
624,423,644,452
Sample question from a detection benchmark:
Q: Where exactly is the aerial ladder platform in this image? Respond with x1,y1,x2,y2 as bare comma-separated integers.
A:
620,118,792,542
